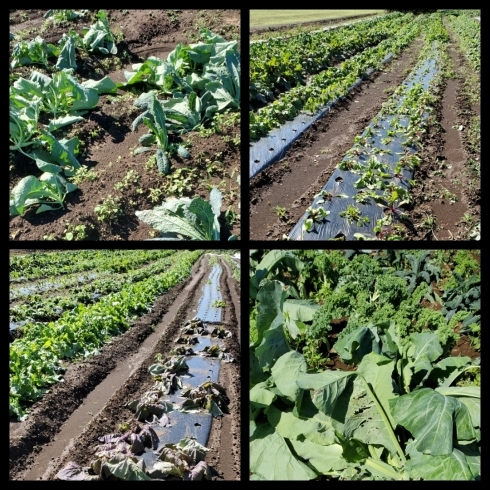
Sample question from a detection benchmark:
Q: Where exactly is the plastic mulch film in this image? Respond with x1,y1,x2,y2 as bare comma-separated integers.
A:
288,48,440,241
249,54,393,180
196,264,223,322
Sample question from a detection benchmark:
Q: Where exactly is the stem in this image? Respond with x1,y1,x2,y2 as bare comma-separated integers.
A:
359,375,407,464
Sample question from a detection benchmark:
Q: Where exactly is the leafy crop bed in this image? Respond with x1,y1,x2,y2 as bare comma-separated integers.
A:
250,10,480,240
10,250,241,480
250,249,480,480
9,10,240,240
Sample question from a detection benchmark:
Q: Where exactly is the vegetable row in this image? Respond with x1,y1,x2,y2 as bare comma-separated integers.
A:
9,250,203,420
288,14,449,240
10,252,182,323
250,13,423,141
10,249,176,281
250,12,400,103
56,316,232,480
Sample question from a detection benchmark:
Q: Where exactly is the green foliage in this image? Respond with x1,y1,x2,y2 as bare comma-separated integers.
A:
415,308,458,349
10,250,203,419
250,249,481,480
135,187,222,240
94,195,122,222
394,251,441,294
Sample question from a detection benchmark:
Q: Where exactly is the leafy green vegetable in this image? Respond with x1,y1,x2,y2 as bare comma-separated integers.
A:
250,249,481,480
80,10,117,55
10,173,78,217
10,36,57,69
135,187,222,240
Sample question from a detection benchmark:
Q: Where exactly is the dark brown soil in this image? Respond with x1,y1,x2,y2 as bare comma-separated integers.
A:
9,10,241,241
250,21,480,241
9,253,241,480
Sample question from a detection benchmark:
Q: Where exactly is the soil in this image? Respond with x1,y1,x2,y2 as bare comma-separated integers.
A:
9,253,241,480
9,10,241,241
249,20,480,241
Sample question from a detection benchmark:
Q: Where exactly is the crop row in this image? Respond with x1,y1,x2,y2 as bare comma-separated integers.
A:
9,250,203,420
445,12,480,71
10,249,177,281
10,252,184,322
249,12,401,103
288,14,449,240
249,13,424,141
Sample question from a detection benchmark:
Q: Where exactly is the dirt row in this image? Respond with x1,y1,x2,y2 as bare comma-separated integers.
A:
250,23,480,240
407,24,480,239
9,253,241,480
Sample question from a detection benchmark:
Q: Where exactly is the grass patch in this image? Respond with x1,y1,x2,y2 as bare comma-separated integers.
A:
250,9,385,29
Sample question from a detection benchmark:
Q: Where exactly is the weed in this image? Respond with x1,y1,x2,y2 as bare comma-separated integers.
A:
145,154,157,171
224,206,238,226
440,188,458,204
167,9,179,23
421,213,437,230
459,213,474,226
212,299,226,308
71,166,98,185
94,195,122,222
63,223,88,241
274,206,288,220
165,168,199,197
89,127,104,139
114,170,140,192
148,187,164,203
117,422,130,432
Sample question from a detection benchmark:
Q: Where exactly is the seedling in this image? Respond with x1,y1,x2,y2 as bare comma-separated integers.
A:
314,188,348,203
212,300,226,308
274,206,288,220
94,195,122,222
339,205,370,226
375,186,411,223
63,223,88,241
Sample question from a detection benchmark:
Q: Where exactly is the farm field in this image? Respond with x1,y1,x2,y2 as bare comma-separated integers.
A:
10,249,241,480
9,10,240,241
250,10,384,32
249,10,480,240
250,249,480,480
